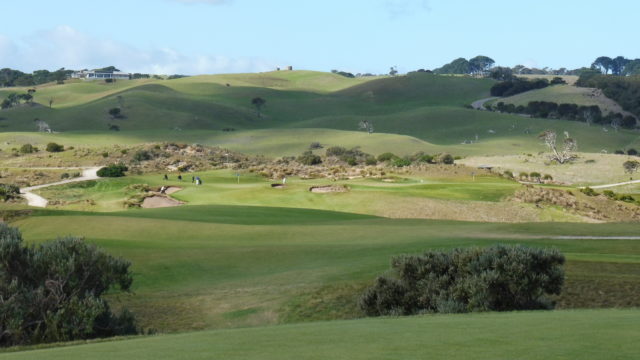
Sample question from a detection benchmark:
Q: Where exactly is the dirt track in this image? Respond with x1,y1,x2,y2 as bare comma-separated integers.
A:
19,167,101,207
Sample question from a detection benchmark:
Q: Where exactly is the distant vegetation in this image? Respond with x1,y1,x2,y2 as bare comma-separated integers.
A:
576,73,640,119
0,224,137,347
0,67,71,87
360,245,565,316
97,164,128,177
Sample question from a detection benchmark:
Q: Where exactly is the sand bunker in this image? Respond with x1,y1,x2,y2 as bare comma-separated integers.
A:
309,185,349,193
141,196,183,208
164,186,182,194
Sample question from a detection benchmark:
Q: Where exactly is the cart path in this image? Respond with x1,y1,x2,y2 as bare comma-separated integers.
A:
19,167,101,207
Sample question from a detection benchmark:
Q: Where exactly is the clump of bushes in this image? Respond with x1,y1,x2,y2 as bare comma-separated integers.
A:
360,245,565,316
45,142,64,152
580,187,598,196
97,164,128,177
0,184,20,201
0,224,138,347
19,144,36,154
325,146,372,166
297,151,322,166
132,150,153,162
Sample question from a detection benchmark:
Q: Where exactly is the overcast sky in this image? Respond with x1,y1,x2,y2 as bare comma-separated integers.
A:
0,0,638,75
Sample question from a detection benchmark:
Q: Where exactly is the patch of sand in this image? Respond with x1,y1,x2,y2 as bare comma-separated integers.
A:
309,185,349,193
141,196,183,208
164,186,182,194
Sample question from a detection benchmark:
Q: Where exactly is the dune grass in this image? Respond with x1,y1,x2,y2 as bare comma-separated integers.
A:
2,309,638,360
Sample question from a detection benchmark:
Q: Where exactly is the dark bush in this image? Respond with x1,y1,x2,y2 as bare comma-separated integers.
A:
365,156,377,166
377,152,397,162
437,153,454,164
0,184,20,201
45,142,64,152
19,144,35,154
627,148,638,156
392,158,412,167
297,151,322,165
614,150,625,155
580,187,598,196
97,164,128,177
360,245,565,316
325,146,347,157
309,142,323,150
0,224,137,347
133,150,153,162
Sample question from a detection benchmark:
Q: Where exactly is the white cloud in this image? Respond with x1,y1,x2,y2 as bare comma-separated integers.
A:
0,26,278,75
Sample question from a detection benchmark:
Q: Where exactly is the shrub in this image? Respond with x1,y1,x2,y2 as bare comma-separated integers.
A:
529,172,541,179
97,164,128,177
377,152,397,162
417,154,434,163
45,142,64,152
120,149,128,154
60,173,70,179
392,158,412,167
614,150,625,155
519,172,529,179
542,174,553,180
365,156,377,166
0,184,20,201
102,152,109,158
503,170,514,178
133,150,153,162
580,187,598,196
325,146,347,157
297,151,322,166
437,153,454,165
360,245,565,316
0,224,137,347
603,190,616,199
309,142,323,150
19,144,35,154
627,148,638,156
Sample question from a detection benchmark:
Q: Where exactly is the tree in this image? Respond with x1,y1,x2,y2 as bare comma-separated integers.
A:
108,107,122,119
0,224,137,347
623,160,640,175
611,56,630,76
468,55,495,77
360,245,565,316
48,98,54,108
389,66,398,76
433,58,470,74
592,56,613,74
358,119,374,134
97,164,128,177
251,97,266,118
489,66,513,81
539,130,577,164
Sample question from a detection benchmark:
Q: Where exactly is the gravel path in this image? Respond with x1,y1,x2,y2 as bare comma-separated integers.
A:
19,167,101,208
470,97,498,110
586,179,640,190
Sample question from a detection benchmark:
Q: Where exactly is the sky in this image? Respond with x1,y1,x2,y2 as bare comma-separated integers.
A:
0,0,638,75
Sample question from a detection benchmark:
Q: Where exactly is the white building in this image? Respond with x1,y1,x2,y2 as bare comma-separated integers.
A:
71,70,131,80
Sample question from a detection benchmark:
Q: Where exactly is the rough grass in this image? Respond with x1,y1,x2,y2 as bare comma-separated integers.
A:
2,309,639,359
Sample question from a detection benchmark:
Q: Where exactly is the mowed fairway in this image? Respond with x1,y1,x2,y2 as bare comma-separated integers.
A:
11,205,640,332
2,309,638,360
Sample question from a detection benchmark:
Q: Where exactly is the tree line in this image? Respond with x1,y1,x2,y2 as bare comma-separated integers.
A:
576,72,640,119
491,100,636,129
0,68,72,87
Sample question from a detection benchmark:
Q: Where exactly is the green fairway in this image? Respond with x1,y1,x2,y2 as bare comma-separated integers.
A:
10,206,640,332
2,309,638,360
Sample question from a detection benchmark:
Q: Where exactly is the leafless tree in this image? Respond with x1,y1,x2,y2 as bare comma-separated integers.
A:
539,130,577,164
34,118,52,133
611,118,621,132
358,120,374,134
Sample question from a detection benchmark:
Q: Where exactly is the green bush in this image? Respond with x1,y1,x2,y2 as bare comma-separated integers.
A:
360,245,565,316
529,172,541,179
543,174,553,180
19,144,35,154
133,150,153,162
392,158,412,167
503,170,514,178
437,153,454,164
97,164,128,177
377,152,397,162
45,142,64,152
297,151,322,165
60,172,70,179
580,187,598,196
0,223,137,347
365,156,377,166
0,184,20,201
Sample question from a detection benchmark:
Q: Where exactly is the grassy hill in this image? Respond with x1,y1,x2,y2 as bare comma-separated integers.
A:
3,309,638,360
2,71,637,156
